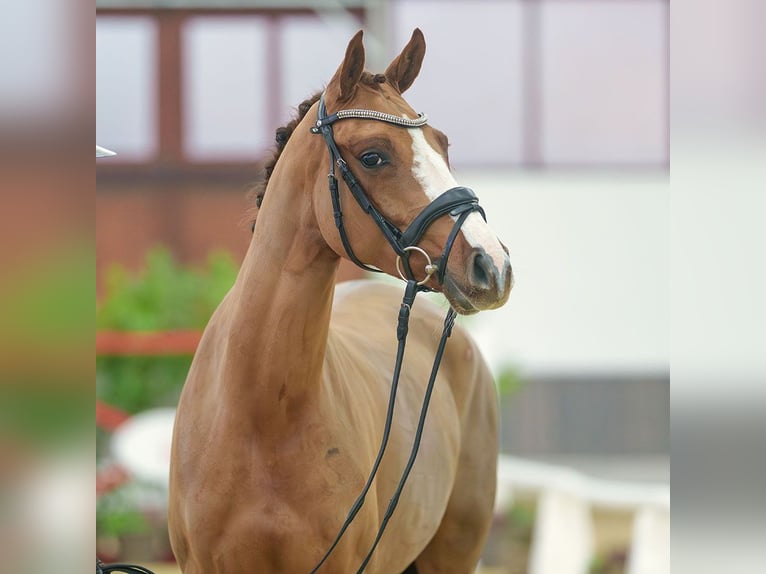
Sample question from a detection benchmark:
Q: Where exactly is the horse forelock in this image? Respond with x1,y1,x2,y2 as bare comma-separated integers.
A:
246,73,391,228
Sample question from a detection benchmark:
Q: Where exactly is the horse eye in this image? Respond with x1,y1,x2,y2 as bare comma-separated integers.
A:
359,152,386,168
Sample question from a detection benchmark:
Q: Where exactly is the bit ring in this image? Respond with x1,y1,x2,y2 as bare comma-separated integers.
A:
396,246,438,286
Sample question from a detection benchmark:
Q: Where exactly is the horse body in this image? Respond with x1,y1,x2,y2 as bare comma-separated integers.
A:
170,280,497,573
169,29,511,573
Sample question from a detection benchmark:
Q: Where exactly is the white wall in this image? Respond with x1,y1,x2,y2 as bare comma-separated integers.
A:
449,169,668,377
96,0,668,168
96,16,158,160
393,0,668,167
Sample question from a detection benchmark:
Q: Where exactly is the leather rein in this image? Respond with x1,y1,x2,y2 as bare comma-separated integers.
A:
309,93,486,573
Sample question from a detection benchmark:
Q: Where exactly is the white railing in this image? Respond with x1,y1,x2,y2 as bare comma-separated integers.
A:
495,455,669,574
110,411,669,573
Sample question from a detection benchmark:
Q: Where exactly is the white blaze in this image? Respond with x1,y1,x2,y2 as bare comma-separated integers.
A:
408,128,507,270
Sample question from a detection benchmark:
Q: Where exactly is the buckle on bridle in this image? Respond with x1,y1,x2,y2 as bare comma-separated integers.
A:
396,245,438,286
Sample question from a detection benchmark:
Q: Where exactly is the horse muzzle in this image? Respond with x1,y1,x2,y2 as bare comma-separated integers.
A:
442,244,513,315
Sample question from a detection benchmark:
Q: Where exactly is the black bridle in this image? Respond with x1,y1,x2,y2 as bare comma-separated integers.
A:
311,92,485,286
309,93,486,573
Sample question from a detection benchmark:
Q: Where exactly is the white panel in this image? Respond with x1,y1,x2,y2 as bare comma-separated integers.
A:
279,15,359,124
627,507,670,574
540,0,667,164
96,17,157,160
183,17,269,160
459,169,668,375
529,490,594,574
392,0,524,166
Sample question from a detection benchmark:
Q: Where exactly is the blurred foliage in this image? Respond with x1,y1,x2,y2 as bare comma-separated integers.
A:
98,247,237,331
482,499,536,572
507,501,535,541
0,243,93,448
0,386,92,449
590,548,628,574
96,247,237,414
496,365,524,397
1,242,93,340
97,248,237,544
504,501,535,573
96,483,148,539
97,354,193,416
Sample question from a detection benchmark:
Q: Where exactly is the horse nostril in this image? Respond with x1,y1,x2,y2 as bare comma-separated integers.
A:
470,250,494,290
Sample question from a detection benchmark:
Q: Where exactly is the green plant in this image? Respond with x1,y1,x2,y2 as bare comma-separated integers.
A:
589,548,628,574
0,244,93,446
96,247,238,414
97,502,147,539
98,247,237,331
482,499,537,572
96,480,150,538
97,248,238,545
496,365,524,397
508,502,536,543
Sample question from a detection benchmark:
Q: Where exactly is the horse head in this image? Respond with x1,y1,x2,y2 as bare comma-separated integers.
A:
305,29,514,314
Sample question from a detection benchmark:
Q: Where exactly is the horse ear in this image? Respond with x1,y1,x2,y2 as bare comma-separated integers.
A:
329,30,366,103
385,28,426,94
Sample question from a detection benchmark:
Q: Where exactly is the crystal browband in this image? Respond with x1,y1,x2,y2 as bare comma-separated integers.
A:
312,109,428,132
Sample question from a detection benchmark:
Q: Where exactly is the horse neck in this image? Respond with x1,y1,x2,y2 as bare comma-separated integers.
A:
223,135,339,416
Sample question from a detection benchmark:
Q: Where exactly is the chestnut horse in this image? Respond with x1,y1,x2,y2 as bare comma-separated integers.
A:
169,29,512,573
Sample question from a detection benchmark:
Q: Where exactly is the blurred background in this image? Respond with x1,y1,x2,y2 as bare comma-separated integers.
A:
96,1,669,572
